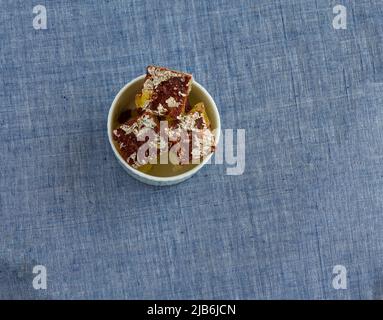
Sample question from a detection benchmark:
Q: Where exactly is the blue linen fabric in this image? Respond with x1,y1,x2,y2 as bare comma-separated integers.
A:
1,0,383,299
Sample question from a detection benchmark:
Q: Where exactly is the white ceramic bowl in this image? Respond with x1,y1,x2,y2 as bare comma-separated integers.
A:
108,74,221,186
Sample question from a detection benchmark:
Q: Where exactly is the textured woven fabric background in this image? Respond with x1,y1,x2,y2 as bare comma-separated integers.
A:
1,0,383,299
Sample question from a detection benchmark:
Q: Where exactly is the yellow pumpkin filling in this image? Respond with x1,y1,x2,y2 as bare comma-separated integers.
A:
137,163,153,173
135,90,152,109
188,102,210,127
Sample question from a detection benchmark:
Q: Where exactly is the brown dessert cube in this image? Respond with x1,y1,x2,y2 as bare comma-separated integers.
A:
113,112,160,168
167,102,215,165
135,65,193,119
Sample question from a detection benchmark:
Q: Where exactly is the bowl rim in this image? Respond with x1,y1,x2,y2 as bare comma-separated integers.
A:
107,74,221,183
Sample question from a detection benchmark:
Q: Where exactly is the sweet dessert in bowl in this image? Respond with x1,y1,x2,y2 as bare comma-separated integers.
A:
108,66,220,186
